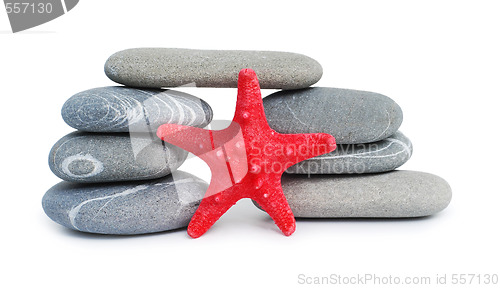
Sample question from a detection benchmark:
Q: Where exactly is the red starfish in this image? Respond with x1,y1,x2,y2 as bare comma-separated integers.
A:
157,69,336,238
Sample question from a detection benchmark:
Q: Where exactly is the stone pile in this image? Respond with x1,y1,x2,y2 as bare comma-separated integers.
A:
44,86,212,234
262,87,451,217
43,48,451,235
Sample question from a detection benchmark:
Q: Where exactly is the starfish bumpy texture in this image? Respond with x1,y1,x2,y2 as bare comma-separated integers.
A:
157,69,336,238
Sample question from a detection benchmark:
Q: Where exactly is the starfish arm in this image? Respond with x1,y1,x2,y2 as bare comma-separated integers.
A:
254,184,296,236
188,185,240,238
278,133,336,166
157,123,214,156
233,69,271,130
210,121,242,147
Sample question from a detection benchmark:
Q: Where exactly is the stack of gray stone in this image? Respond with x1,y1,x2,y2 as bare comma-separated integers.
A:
43,48,451,236
43,87,212,234
263,88,451,218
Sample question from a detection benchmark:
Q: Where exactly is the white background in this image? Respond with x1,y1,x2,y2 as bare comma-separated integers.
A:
1,1,499,287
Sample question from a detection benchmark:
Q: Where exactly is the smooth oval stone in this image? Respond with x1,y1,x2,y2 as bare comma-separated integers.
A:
62,86,213,132
269,171,451,218
263,87,403,144
104,48,322,89
49,132,188,183
42,171,208,235
286,131,412,174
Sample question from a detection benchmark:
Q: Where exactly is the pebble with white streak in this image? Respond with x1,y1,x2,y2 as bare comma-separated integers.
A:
287,131,412,174
62,86,213,133
42,171,208,235
49,132,188,183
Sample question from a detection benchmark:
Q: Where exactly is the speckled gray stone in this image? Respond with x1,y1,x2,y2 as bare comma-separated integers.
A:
62,86,213,132
263,87,403,144
42,171,208,235
104,48,322,89
264,171,452,218
287,131,412,174
49,132,188,183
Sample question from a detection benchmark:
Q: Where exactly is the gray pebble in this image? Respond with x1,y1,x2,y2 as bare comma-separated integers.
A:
268,171,452,218
42,171,208,235
263,87,403,144
49,132,187,183
62,86,213,132
287,131,412,174
104,48,322,89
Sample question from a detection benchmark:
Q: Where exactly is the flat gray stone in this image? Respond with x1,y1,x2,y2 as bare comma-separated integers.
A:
287,131,412,174
263,87,403,144
62,86,213,133
42,171,208,235
104,48,322,89
268,171,452,218
49,132,188,183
